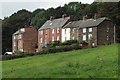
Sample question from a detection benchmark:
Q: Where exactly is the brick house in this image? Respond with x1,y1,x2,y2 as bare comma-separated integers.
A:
64,17,115,46
12,26,38,53
38,15,75,51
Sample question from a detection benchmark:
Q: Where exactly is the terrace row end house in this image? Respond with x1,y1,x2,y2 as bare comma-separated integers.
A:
12,26,38,53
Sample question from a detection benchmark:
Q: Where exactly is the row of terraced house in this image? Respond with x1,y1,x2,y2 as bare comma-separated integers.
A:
12,14,116,53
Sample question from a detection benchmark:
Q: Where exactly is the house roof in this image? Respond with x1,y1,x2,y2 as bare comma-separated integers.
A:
64,17,111,29
39,17,70,30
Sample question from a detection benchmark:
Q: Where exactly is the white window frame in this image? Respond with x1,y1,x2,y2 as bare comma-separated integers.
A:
21,28,25,32
52,29,54,34
45,30,48,34
18,34,22,39
40,38,42,43
83,35,86,41
107,27,109,32
57,28,60,33
40,31,43,35
13,36,16,39
83,28,86,33
88,34,92,39
13,42,16,46
89,28,92,32
57,36,59,41
52,36,54,41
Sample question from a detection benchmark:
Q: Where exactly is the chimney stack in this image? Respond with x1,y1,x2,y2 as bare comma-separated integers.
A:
62,14,67,19
50,16,54,21
83,15,87,22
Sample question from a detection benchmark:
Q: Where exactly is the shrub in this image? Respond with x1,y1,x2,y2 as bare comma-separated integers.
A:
80,41,88,45
62,40,79,45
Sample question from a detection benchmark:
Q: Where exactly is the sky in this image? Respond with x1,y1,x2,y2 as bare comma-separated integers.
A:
0,0,94,19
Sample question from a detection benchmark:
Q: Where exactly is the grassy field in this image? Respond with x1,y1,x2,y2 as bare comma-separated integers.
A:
2,44,118,78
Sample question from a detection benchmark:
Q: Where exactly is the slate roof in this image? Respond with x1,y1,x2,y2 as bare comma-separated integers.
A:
64,17,111,29
39,17,70,30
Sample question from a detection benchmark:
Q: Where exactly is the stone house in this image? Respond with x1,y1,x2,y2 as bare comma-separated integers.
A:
64,17,115,46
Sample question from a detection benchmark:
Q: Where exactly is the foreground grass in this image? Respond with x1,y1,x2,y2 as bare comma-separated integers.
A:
2,44,118,78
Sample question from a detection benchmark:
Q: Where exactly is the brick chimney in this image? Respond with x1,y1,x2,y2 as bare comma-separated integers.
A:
50,16,54,21
94,13,101,19
62,14,67,19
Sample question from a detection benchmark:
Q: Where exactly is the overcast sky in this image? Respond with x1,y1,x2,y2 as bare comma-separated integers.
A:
0,0,94,19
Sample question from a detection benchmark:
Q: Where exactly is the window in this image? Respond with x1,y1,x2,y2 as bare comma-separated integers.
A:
72,36,74,40
107,36,109,40
13,36,16,39
57,28,60,33
40,38,42,43
89,28,92,32
52,36,54,41
65,29,66,34
13,42,16,46
107,27,109,32
57,36,59,41
40,31,43,35
88,34,92,39
83,28,86,33
45,30,48,34
21,28,25,32
52,29,54,34
83,35,86,40
18,34,22,39
73,28,75,33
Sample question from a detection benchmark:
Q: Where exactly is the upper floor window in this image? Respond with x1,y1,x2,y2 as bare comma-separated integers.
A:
40,31,43,35
45,30,48,34
13,36,16,39
107,27,109,32
72,28,75,33
40,38,42,43
57,28,60,33
52,29,54,34
21,28,25,32
83,28,86,33
18,34,22,39
83,35,86,41
89,28,92,32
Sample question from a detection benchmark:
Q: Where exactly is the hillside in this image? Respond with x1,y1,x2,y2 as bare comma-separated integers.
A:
2,44,118,78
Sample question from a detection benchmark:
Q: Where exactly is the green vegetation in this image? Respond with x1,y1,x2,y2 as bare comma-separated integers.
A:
2,44,118,78
2,2,120,54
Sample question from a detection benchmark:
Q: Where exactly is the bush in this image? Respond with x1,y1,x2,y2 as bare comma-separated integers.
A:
62,40,79,45
80,41,88,45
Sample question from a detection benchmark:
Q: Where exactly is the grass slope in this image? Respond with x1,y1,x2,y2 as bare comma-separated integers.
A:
2,44,118,78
